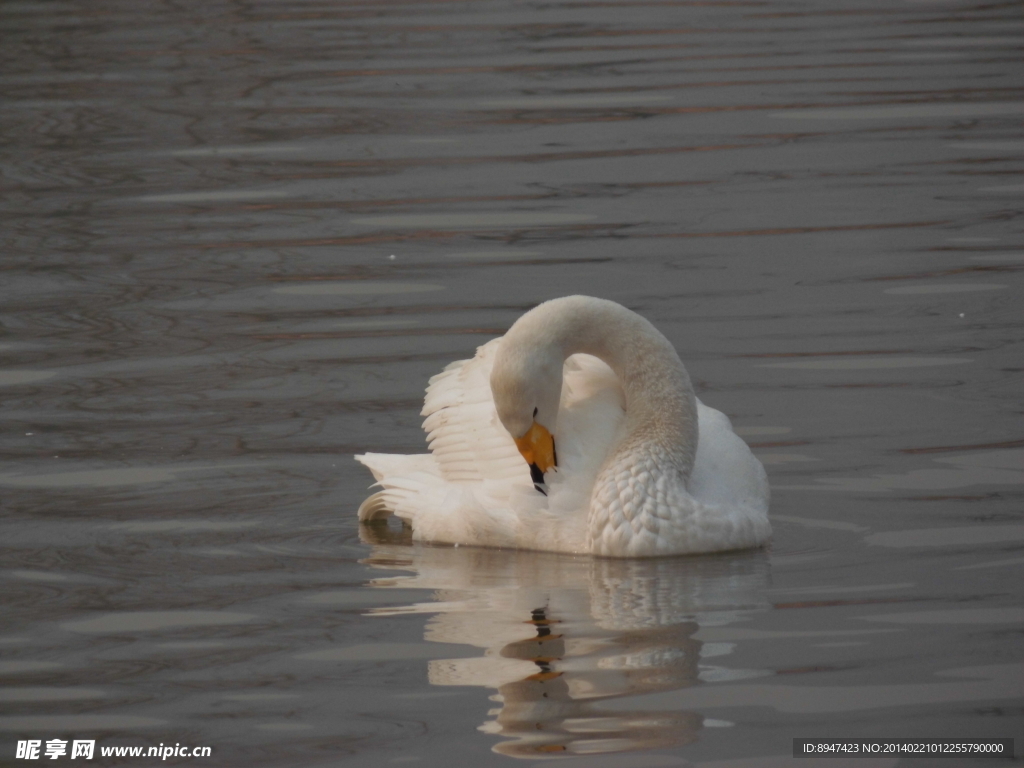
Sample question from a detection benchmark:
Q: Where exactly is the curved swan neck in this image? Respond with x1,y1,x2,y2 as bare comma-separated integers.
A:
504,296,699,475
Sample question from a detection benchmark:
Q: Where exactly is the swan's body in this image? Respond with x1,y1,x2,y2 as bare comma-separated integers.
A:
356,296,770,557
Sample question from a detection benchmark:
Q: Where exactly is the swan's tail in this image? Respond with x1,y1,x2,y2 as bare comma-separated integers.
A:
355,452,442,523
356,490,392,522
355,452,549,549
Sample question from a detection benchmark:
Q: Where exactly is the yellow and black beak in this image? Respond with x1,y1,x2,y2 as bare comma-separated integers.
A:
514,421,557,494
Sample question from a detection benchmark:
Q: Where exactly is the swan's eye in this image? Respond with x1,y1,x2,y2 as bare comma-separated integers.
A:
533,407,538,418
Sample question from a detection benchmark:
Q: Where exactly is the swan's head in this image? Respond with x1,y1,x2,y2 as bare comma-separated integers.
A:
490,339,561,487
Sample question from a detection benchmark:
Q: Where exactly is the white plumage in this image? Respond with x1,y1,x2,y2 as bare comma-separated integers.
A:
356,296,771,557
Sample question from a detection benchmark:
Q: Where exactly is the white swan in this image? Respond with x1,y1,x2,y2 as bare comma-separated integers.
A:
356,295,770,557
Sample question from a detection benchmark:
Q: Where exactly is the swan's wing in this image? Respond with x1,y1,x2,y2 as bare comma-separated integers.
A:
357,452,439,484
383,346,623,490
421,338,532,484
357,338,557,545
358,347,629,555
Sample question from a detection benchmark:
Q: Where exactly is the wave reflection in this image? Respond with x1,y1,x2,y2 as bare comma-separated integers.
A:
359,535,770,758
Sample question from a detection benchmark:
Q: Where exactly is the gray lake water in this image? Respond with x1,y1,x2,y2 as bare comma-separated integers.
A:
2,0,1023,765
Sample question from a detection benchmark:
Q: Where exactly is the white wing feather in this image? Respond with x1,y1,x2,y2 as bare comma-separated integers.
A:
421,339,531,484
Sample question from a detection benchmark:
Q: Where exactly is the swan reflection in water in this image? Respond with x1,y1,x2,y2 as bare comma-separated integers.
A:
360,526,770,758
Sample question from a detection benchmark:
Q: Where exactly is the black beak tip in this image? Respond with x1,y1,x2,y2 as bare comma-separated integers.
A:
529,463,547,495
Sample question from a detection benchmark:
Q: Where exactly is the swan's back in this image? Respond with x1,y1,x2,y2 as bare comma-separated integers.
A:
690,403,770,512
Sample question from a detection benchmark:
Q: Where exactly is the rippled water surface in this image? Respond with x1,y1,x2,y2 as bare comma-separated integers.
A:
2,0,1022,765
